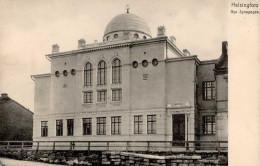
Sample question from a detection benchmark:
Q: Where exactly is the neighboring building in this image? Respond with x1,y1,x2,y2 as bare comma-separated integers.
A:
32,10,228,149
0,93,33,141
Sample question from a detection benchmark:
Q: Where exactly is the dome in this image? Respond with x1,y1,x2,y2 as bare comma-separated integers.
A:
103,13,152,41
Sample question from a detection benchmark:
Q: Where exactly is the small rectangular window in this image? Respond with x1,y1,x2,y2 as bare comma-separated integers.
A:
111,116,121,135
97,90,107,102
202,81,215,100
134,115,143,134
41,121,48,137
203,116,215,135
83,118,92,135
112,89,122,101
67,119,74,136
97,117,106,135
83,91,93,103
56,120,63,136
147,115,156,134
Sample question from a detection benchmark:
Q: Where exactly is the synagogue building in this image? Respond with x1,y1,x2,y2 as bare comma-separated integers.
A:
32,9,228,149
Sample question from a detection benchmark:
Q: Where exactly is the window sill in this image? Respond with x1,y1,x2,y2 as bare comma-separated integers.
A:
97,84,107,87
96,102,107,105
202,134,216,136
202,98,215,101
83,85,93,88
82,103,93,105
111,82,121,85
111,100,122,103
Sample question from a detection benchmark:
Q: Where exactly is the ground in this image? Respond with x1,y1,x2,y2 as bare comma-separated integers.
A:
0,157,61,166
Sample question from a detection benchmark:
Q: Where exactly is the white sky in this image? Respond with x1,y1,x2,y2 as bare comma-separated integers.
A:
0,0,227,111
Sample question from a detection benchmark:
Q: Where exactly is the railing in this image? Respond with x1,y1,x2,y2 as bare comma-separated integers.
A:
0,141,228,153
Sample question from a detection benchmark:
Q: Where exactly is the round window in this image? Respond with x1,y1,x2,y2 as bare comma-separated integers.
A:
152,59,159,66
142,60,148,67
143,36,147,39
114,34,118,39
134,34,139,39
71,69,76,75
63,70,68,76
55,71,60,77
132,61,138,68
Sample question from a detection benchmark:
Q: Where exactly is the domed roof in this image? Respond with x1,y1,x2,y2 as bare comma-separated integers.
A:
104,13,152,37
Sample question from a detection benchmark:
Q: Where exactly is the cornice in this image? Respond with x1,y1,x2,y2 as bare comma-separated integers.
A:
31,73,51,80
45,37,178,59
166,55,200,64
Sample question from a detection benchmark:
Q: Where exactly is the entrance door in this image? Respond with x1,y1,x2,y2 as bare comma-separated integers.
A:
172,114,185,146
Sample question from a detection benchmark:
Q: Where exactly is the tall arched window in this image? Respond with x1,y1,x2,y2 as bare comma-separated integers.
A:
97,60,107,85
84,62,93,86
112,59,121,83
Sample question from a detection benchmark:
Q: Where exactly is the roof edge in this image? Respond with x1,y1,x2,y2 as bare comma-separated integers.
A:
200,59,218,65
31,73,51,80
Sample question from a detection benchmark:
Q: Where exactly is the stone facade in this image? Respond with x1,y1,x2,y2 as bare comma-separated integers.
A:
31,11,228,150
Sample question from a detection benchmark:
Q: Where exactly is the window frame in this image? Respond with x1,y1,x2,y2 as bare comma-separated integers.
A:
83,91,93,103
97,60,107,85
83,118,92,135
112,59,122,84
41,121,48,137
134,115,143,134
111,116,121,135
84,62,93,86
147,115,156,134
56,120,63,136
67,119,74,136
202,116,216,135
97,117,106,135
202,81,216,100
112,89,122,102
97,90,107,103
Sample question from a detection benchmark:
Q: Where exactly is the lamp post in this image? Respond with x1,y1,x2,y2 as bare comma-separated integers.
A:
186,112,190,150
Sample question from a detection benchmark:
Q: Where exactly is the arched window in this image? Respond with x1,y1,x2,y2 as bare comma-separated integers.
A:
84,62,93,86
97,60,107,85
112,59,121,83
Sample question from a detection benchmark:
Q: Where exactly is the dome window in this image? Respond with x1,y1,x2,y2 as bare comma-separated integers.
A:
107,36,110,41
55,71,60,77
114,34,118,39
63,70,68,76
132,61,138,68
134,34,139,39
143,36,147,39
71,69,76,75
142,60,148,67
152,59,159,66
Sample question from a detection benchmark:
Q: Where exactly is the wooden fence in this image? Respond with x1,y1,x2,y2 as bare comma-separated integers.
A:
0,141,228,153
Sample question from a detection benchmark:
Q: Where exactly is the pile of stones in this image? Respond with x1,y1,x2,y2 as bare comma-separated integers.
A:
102,151,228,166
0,149,101,165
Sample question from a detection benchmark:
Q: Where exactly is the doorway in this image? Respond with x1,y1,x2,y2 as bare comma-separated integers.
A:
172,114,185,146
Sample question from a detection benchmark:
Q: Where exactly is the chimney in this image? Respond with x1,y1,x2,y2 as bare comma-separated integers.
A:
1,93,8,98
78,39,86,49
222,41,228,55
183,49,190,56
169,36,176,45
52,44,59,53
157,26,166,37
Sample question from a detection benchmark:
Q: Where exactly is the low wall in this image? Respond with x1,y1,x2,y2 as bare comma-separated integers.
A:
102,152,228,166
0,149,228,166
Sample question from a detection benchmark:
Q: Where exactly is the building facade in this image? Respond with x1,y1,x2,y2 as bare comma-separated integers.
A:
32,11,228,149
0,93,33,141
